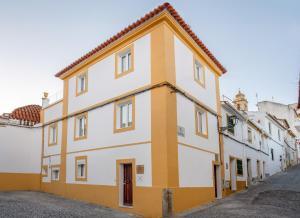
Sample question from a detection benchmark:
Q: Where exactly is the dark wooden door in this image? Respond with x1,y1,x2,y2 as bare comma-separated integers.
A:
214,165,217,198
123,164,133,206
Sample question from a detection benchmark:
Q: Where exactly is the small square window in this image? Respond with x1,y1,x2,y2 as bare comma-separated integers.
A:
247,128,253,144
74,113,88,140
271,148,274,161
194,58,205,87
268,122,272,135
115,45,134,78
75,156,87,181
42,165,48,177
227,115,235,135
76,72,88,96
195,106,208,137
114,97,135,133
51,166,60,181
48,123,58,146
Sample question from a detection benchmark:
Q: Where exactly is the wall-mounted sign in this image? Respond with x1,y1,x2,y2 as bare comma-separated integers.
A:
177,126,185,137
136,165,144,174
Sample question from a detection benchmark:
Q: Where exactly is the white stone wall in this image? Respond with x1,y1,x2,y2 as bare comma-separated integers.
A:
0,125,41,174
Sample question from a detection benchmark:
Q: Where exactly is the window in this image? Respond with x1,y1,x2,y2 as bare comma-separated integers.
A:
51,166,60,181
75,156,87,181
236,159,243,176
48,123,58,146
247,128,253,144
227,115,235,135
195,106,208,137
115,45,134,78
114,97,135,133
268,122,272,135
42,165,48,177
278,129,281,141
74,113,88,140
194,58,205,87
271,148,274,161
76,72,88,96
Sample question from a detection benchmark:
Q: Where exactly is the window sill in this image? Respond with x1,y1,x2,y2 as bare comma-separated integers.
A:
114,126,135,133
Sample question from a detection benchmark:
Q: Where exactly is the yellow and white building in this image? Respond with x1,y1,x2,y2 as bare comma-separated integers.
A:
39,3,226,217
1,3,299,218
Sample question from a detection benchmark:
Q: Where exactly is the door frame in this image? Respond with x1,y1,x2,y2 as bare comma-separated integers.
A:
256,160,261,180
212,161,222,199
116,159,136,207
246,158,252,186
229,156,237,191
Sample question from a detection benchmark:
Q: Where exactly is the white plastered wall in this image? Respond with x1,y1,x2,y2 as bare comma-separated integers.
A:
177,94,219,187
0,125,41,174
66,143,151,186
178,144,215,187
174,35,217,112
43,101,63,157
67,34,151,114
67,92,151,152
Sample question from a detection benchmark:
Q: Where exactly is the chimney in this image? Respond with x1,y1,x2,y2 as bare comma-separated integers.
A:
42,92,50,108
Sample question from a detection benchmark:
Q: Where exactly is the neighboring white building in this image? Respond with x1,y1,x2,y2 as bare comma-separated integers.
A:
221,90,298,196
221,101,269,195
0,105,42,191
257,101,300,162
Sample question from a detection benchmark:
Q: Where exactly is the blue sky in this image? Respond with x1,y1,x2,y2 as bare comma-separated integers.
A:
0,0,299,113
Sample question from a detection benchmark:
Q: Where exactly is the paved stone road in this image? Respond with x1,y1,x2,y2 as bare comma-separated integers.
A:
0,191,136,218
179,164,300,218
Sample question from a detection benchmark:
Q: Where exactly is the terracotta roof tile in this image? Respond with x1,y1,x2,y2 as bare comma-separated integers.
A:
9,104,41,124
55,2,226,78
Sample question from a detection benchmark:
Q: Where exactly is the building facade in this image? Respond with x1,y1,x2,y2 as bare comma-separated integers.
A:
0,105,42,191
39,3,226,217
0,3,299,218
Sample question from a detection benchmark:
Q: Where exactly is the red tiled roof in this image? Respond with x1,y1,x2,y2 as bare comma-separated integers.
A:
55,2,226,78
9,104,41,124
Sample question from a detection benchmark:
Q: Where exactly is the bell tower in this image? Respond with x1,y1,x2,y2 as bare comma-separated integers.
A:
233,89,248,111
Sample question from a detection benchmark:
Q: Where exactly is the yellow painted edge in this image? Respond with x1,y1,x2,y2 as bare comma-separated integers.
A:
193,55,206,88
42,165,48,177
50,164,61,182
74,112,88,141
113,96,135,133
116,159,136,208
59,12,223,81
115,44,134,79
75,156,88,182
44,141,151,157
76,71,89,97
48,122,58,146
194,104,209,139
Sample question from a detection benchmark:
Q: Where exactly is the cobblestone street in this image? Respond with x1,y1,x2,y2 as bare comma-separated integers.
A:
0,191,136,218
179,164,300,218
